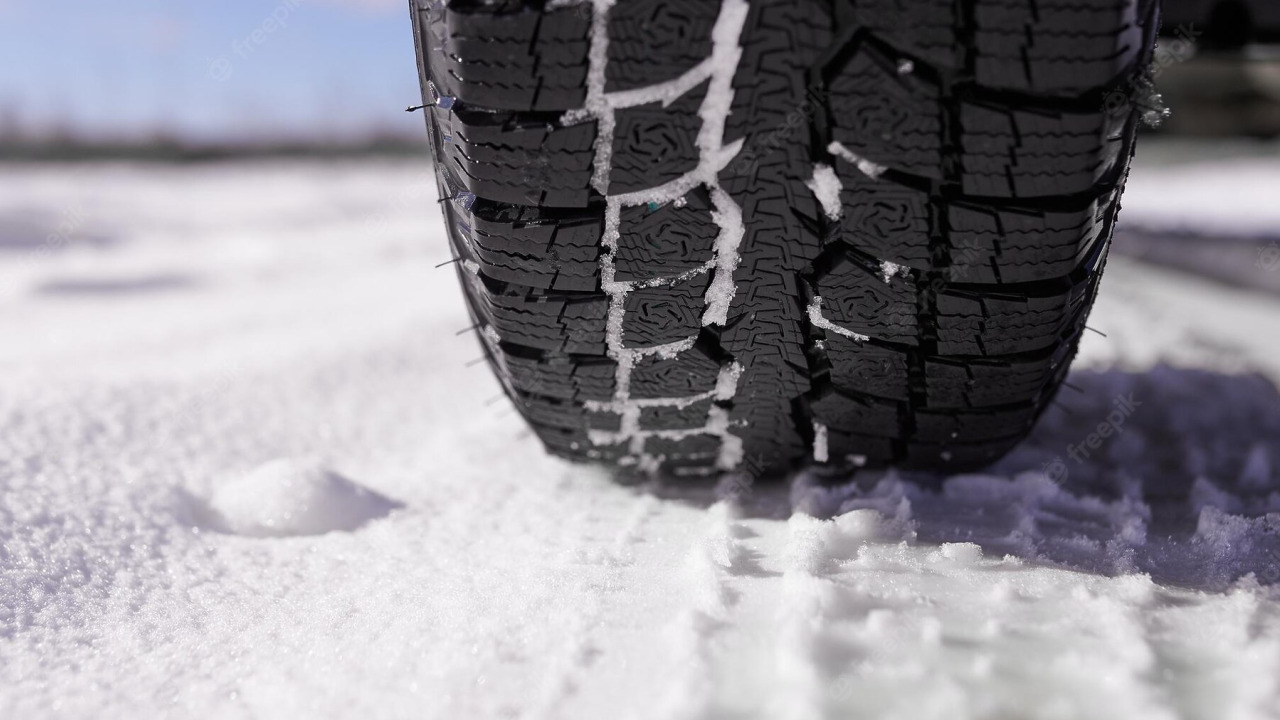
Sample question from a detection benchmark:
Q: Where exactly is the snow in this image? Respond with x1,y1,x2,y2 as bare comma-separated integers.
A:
2,158,1280,719
203,458,401,538
1111,141,1280,295
805,163,843,221
699,186,745,327
581,0,617,194
1119,140,1280,237
879,259,906,284
807,296,871,342
828,141,888,179
812,422,829,463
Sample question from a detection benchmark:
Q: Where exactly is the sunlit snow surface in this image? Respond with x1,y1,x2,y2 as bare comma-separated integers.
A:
1,157,1279,720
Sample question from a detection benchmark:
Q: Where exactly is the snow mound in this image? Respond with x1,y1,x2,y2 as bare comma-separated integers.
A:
203,458,400,537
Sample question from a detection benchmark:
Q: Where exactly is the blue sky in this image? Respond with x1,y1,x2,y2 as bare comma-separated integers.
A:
0,0,423,142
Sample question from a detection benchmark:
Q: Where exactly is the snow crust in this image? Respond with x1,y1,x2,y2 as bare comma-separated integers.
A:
2,161,1280,720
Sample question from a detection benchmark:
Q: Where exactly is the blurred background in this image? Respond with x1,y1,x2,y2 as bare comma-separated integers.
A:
0,0,426,159
0,0,1278,395
3,0,1278,156
0,0,1278,365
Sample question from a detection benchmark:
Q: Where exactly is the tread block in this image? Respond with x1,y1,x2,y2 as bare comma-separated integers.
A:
842,0,958,71
831,163,1112,286
827,46,942,180
435,107,597,207
825,337,911,401
610,80,709,194
721,301,814,396
639,399,714,431
959,103,1128,199
923,355,1056,410
724,1,833,146
814,251,918,345
946,196,1111,284
645,434,722,457
825,49,1128,199
462,203,603,292
629,345,722,400
615,187,719,282
972,0,1147,93
838,0,1147,94
606,0,720,92
474,277,609,355
516,392,622,432
621,274,711,348
421,2,590,112
835,168,933,271
504,352,616,403
934,280,1091,356
810,391,902,439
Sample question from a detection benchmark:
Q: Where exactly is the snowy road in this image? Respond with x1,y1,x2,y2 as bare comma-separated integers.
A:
1,157,1279,719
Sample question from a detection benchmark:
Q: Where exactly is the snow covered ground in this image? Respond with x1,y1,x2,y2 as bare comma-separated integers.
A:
1,153,1279,719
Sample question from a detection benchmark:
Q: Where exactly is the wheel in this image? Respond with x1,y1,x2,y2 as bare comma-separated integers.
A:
408,0,1159,478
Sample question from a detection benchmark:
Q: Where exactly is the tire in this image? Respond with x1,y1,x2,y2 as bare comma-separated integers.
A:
409,0,1159,478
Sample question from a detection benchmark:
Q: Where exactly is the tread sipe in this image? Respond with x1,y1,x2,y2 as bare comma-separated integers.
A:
410,0,1158,478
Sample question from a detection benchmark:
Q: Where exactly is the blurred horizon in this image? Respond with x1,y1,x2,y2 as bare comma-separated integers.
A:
0,0,424,148
5,1,1280,159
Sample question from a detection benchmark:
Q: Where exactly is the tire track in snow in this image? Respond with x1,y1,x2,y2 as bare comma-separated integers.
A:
678,472,1275,720
771,476,1173,720
636,493,901,719
767,514,844,720
642,494,765,720
763,504,909,720
528,493,662,719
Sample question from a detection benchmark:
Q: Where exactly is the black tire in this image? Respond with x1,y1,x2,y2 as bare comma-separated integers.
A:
409,0,1159,478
